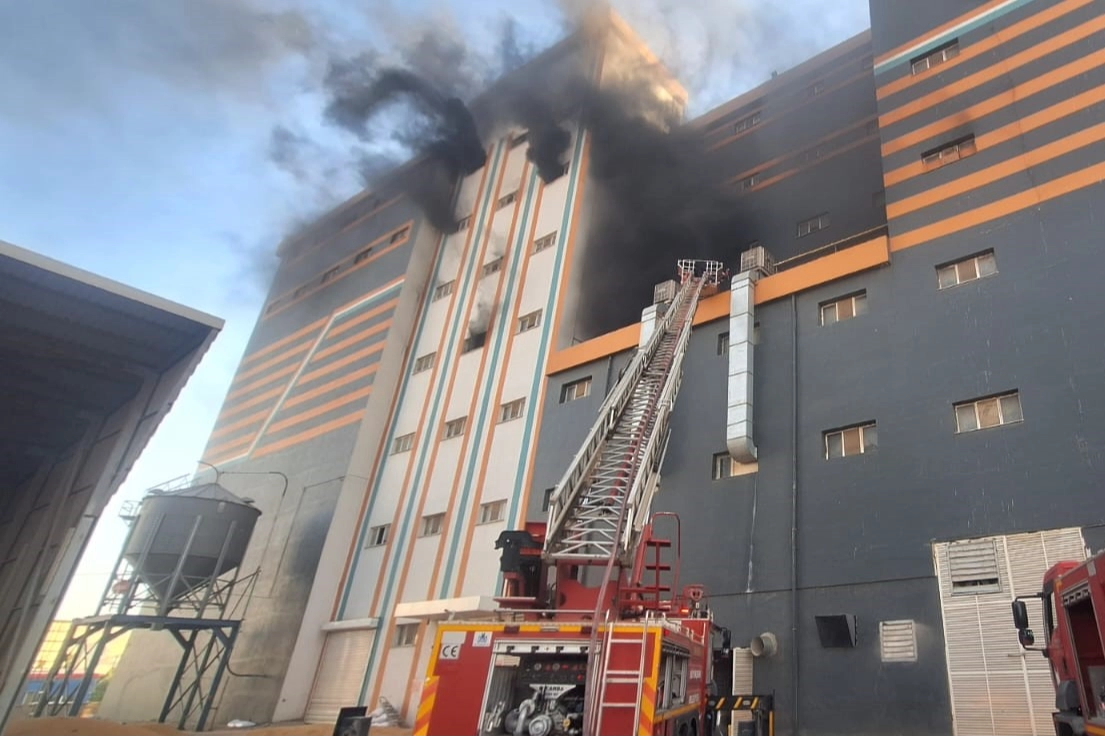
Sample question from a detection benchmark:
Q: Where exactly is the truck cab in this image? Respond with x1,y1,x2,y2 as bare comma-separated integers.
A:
1013,556,1105,735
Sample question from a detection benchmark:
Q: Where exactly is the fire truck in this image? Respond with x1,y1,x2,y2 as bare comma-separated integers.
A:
1012,549,1105,735
413,261,770,736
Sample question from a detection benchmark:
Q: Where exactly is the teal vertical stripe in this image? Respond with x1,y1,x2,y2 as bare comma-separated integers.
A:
437,166,541,596
353,141,506,704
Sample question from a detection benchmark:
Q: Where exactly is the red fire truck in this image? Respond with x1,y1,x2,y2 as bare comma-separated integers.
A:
413,262,769,736
1012,550,1105,735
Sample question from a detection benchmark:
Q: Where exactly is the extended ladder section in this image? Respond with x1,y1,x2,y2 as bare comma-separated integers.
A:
544,261,720,566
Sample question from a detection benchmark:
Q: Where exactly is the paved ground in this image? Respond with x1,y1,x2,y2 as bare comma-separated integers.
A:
4,717,412,735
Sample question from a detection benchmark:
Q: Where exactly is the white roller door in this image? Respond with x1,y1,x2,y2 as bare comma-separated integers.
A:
934,528,1087,735
304,629,375,724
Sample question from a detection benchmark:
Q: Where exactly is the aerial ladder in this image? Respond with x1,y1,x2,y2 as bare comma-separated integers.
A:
416,260,754,736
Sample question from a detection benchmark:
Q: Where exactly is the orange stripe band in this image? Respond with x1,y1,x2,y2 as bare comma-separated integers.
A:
249,409,364,460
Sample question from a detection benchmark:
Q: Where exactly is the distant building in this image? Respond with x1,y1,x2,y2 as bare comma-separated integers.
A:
103,2,1105,734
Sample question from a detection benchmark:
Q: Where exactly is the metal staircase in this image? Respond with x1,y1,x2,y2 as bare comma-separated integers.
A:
544,261,722,566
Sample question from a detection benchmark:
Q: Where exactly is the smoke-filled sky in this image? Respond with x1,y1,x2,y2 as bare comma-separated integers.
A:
0,0,868,617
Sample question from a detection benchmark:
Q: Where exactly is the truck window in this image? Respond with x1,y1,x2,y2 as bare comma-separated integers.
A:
1066,592,1105,717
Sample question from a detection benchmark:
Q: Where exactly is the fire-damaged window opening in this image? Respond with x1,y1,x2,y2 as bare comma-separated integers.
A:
497,191,517,209
478,500,507,524
820,291,867,325
366,524,389,547
432,280,455,301
560,376,592,403
391,433,415,455
320,266,341,284
443,416,467,439
511,131,529,147
938,250,997,289
482,258,503,277
922,134,976,170
824,422,877,459
911,39,960,75
456,215,471,230
797,212,830,237
499,398,525,423
421,513,445,537
463,331,487,352
947,539,1001,594
954,392,1023,433
394,623,419,647
542,488,555,512
389,226,409,244
517,310,541,333
534,232,557,253
412,352,435,374
355,247,374,264
717,332,729,355
557,162,570,178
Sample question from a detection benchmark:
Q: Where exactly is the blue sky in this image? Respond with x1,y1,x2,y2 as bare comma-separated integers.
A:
0,0,868,617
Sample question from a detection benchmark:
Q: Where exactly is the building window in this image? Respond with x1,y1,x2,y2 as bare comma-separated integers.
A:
947,539,1001,594
534,232,557,253
355,247,374,264
413,352,437,374
390,226,409,244
478,499,507,524
456,215,471,231
391,433,415,454
820,291,867,325
482,258,503,277
879,620,917,662
911,40,960,75
717,332,729,355
807,80,825,97
443,417,467,439
512,131,529,147
922,135,976,170
432,281,455,301
824,422,877,459
734,111,761,134
463,331,487,353
560,376,592,403
320,266,341,285
367,524,389,547
394,623,419,647
954,392,1023,433
558,162,570,178
421,513,445,537
803,146,826,163
518,310,541,333
866,119,879,136
937,250,996,289
497,192,517,210
739,173,759,191
797,212,830,237
499,398,525,423
542,488,555,512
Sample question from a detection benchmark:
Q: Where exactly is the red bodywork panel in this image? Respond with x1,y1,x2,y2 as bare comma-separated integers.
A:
417,618,712,736
1044,553,1105,731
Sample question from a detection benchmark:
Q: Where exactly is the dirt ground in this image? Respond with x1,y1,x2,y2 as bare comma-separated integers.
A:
3,717,412,736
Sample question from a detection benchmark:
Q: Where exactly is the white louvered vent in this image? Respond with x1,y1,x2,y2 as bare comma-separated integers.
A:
948,539,1001,594
879,620,918,662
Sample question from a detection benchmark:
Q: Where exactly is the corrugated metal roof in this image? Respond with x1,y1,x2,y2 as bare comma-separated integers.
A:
0,240,223,495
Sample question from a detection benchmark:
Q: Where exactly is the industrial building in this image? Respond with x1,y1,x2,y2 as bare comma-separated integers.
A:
98,0,1105,733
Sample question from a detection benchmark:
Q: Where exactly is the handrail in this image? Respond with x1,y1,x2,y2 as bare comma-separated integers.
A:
544,277,697,553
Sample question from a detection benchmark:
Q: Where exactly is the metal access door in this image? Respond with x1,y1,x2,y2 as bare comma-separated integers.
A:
934,528,1087,735
304,629,374,724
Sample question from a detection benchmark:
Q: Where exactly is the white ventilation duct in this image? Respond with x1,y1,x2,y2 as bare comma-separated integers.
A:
727,247,774,463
